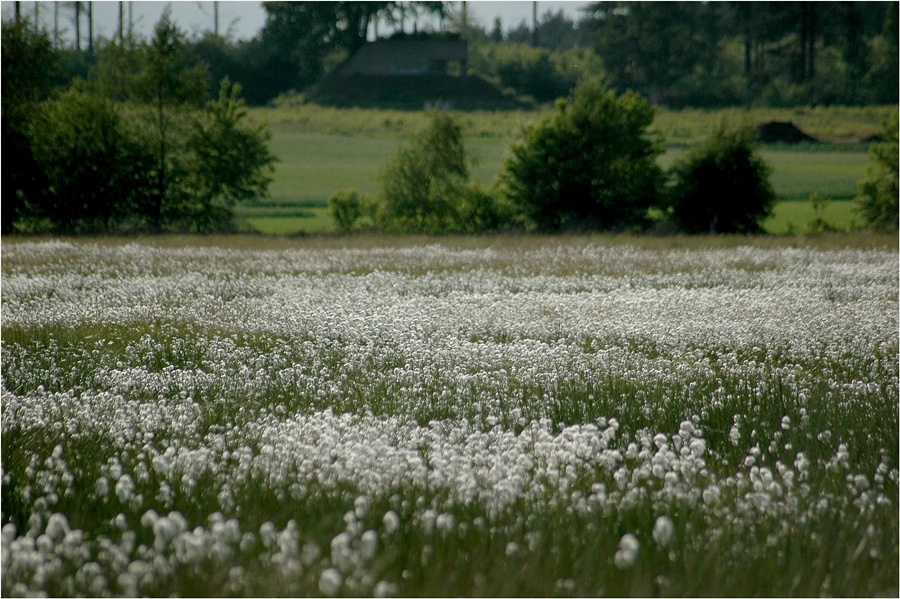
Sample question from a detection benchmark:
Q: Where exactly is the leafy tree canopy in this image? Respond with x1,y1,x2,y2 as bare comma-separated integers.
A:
258,1,396,93
498,78,663,232
667,121,775,234
3,10,277,235
856,111,899,231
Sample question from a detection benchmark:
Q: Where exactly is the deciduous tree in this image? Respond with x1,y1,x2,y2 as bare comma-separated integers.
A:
377,111,501,234
186,79,278,233
28,85,155,233
1,17,59,232
497,78,663,231
136,7,208,230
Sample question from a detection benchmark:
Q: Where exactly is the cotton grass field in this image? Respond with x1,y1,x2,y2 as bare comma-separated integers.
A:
1,235,898,597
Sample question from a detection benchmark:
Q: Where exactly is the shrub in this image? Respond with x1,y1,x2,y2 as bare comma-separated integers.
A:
455,182,511,234
497,78,664,232
328,188,364,232
856,111,899,231
28,86,156,233
667,121,775,234
471,43,604,103
377,111,500,234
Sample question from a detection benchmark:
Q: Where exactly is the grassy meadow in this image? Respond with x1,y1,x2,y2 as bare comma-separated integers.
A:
1,235,897,597
238,104,893,235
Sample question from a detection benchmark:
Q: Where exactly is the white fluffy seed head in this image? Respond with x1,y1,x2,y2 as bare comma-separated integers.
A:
614,533,640,568
652,516,674,548
360,530,378,561
318,568,342,596
703,485,721,505
383,510,400,534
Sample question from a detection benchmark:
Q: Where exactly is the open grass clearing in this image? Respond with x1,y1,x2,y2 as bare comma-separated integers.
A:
764,199,864,234
250,104,895,144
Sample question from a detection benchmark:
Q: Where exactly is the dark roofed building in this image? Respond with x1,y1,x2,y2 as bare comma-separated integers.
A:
338,38,468,77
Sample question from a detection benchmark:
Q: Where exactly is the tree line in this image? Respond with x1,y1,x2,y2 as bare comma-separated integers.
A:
4,2,897,236
12,2,898,108
582,1,898,107
2,10,276,234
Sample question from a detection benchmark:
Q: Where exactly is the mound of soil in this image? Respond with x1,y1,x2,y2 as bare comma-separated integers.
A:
757,121,819,144
305,75,528,111
862,133,886,143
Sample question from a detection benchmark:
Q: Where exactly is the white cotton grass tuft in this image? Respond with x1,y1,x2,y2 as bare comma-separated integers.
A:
614,533,640,569
259,521,277,549
703,484,721,505
374,580,398,598
652,516,675,548
318,567,343,596
383,510,400,534
360,530,378,561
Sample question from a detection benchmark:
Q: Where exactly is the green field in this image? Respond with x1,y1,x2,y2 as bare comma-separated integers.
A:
236,104,893,236
764,199,863,234
2,237,897,596
253,103,895,143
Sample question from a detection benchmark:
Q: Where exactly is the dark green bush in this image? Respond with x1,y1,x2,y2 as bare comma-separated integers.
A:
667,121,775,234
856,111,899,231
28,86,156,233
455,182,511,234
328,188,364,232
497,78,664,232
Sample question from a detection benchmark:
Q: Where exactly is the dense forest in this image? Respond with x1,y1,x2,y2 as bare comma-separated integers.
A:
8,1,899,108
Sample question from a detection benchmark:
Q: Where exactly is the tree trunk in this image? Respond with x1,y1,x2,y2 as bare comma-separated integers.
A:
461,2,467,39
88,1,93,53
741,3,752,75
75,2,81,51
156,84,166,232
799,3,808,82
798,2,817,82
807,2,816,80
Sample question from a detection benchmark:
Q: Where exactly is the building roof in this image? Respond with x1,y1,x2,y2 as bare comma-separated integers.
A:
338,38,468,76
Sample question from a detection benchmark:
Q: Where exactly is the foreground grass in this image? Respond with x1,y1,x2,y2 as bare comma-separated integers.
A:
2,236,897,597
